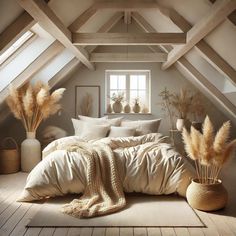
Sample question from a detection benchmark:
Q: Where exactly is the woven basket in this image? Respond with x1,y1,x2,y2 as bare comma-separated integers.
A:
0,137,20,174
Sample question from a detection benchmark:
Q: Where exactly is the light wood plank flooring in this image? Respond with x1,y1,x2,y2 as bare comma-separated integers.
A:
0,159,236,236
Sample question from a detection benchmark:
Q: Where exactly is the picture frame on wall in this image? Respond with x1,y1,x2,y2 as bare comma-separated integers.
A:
75,85,101,118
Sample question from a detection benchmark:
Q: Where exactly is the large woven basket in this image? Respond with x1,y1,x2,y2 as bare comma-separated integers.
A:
0,137,20,174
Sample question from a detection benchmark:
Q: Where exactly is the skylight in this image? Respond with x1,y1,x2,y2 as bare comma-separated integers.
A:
0,31,34,65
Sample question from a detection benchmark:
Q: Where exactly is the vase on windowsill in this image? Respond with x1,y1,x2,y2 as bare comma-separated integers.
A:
21,132,41,172
113,101,123,113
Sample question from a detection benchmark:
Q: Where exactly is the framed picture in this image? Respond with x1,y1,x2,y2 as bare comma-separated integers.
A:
75,85,101,118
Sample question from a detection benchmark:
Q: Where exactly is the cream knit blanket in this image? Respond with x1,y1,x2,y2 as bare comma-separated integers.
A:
57,141,126,218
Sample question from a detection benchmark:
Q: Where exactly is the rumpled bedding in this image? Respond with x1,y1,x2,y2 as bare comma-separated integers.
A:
18,133,195,204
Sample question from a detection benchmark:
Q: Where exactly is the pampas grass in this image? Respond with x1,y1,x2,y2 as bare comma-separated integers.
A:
6,83,66,132
80,93,93,116
182,116,236,184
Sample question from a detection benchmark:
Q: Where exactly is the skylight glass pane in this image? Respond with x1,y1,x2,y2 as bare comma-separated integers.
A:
0,31,34,65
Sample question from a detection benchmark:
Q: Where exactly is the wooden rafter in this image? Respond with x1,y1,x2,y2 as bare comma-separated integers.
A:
124,11,132,24
0,41,64,103
72,32,186,45
159,8,236,85
90,53,167,62
162,0,236,70
0,11,36,54
69,6,97,32
177,58,236,119
132,12,236,119
17,0,95,70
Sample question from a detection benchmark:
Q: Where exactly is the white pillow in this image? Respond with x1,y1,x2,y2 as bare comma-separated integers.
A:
72,119,110,141
79,115,123,127
121,119,161,136
78,115,108,121
108,126,136,138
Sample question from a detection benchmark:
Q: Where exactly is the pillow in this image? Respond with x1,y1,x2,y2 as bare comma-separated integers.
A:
72,119,110,141
121,119,161,136
79,115,123,127
78,115,108,121
108,126,136,138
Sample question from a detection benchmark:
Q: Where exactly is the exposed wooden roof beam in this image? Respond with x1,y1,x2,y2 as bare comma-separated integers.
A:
90,53,167,62
0,11,36,54
86,12,123,53
160,8,236,86
49,57,80,88
0,41,64,103
124,11,132,24
209,0,236,25
93,1,160,10
177,57,236,119
132,12,236,119
17,0,95,70
69,6,97,32
162,0,236,70
72,32,186,45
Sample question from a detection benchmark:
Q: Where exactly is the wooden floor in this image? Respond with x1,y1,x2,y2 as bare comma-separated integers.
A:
0,160,236,236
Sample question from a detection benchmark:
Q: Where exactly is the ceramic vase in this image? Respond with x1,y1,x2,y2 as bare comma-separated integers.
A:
112,101,123,113
106,104,112,113
176,118,185,131
21,132,41,172
186,178,228,211
133,103,141,113
124,103,131,113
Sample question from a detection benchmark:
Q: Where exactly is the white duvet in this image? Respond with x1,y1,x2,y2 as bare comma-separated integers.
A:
19,133,195,202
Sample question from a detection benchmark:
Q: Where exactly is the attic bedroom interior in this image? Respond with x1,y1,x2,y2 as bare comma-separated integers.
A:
0,0,236,235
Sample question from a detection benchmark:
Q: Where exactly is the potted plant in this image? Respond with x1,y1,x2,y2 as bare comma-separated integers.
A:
182,116,236,211
7,82,65,172
132,97,141,113
171,88,193,131
190,92,205,131
110,92,124,113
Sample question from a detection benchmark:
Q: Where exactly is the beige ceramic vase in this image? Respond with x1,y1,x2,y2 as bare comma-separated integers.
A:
133,102,141,113
112,101,123,113
186,179,228,211
124,103,131,113
106,104,112,113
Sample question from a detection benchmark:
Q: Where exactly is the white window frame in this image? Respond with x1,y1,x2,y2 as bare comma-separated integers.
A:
105,70,151,113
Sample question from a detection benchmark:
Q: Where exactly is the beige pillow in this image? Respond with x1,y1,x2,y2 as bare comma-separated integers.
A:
121,119,161,136
108,126,136,138
72,119,110,141
78,115,108,121
79,115,123,127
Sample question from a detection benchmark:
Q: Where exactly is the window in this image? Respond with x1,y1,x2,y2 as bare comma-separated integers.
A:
0,31,34,65
106,70,150,113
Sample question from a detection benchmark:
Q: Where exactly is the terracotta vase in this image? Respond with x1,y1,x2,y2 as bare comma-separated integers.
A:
186,178,228,211
133,103,141,113
124,103,131,113
21,132,41,172
112,101,123,113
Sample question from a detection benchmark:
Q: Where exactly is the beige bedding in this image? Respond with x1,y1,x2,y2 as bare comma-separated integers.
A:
19,133,195,204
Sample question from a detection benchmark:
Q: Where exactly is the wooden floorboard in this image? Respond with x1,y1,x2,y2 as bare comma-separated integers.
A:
0,158,236,236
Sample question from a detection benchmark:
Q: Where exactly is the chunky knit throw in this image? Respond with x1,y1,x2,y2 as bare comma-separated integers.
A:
58,142,126,218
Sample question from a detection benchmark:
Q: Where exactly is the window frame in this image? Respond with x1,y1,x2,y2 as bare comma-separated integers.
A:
105,70,151,113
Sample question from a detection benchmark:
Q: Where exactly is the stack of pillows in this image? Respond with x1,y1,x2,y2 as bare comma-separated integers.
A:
72,115,161,141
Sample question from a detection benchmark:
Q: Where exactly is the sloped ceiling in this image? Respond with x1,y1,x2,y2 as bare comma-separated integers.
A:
0,0,235,126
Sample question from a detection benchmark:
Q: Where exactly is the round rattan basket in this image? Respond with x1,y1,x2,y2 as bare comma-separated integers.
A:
0,137,20,174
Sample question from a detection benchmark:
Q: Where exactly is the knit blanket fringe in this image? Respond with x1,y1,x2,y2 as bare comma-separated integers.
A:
58,142,126,218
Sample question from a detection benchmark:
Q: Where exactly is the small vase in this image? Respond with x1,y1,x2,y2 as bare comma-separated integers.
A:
186,179,228,211
176,118,185,131
21,132,41,172
112,102,123,113
133,103,141,113
142,106,149,114
124,103,131,113
106,104,112,113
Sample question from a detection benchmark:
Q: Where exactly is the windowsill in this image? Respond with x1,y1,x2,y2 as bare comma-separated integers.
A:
104,113,152,115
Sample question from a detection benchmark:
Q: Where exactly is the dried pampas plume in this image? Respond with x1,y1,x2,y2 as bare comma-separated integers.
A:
7,82,66,132
80,93,93,116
